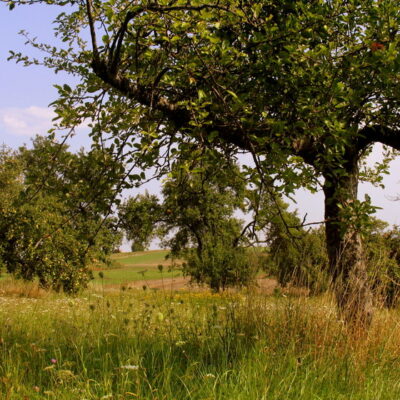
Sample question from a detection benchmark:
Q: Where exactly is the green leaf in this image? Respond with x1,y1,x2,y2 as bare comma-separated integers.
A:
198,89,207,100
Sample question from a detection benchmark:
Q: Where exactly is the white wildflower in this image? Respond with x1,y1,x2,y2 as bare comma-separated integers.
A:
120,365,139,370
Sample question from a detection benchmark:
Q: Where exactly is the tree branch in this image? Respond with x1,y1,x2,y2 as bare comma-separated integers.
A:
86,0,99,63
139,3,232,15
357,125,400,152
109,10,133,73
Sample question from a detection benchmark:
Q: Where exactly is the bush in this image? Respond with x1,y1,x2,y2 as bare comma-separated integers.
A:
182,240,258,292
366,224,400,308
264,226,329,295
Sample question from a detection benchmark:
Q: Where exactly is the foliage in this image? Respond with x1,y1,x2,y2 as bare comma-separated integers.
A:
0,146,25,276
262,202,329,295
120,154,258,291
10,0,399,190
365,221,400,308
0,138,123,292
160,153,255,291
178,229,254,292
119,191,161,252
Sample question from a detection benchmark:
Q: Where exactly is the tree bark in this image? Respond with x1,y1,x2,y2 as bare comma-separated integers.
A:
323,163,373,327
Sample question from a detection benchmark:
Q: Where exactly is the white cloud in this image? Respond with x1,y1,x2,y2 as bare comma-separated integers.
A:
0,106,55,137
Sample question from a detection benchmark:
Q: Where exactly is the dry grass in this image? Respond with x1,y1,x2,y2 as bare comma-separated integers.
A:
0,278,49,299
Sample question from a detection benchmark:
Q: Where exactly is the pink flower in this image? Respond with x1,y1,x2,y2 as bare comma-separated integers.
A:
50,358,57,364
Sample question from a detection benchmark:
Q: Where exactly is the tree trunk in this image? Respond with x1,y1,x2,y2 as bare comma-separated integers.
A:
323,164,373,327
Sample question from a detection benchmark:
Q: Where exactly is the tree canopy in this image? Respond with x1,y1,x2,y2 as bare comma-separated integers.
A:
0,138,123,292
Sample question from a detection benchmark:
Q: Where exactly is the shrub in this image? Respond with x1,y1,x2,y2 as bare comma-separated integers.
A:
366,223,400,308
181,239,258,292
264,226,329,295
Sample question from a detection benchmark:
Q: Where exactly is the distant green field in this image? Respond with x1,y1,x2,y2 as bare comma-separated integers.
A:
91,250,182,286
112,250,172,266
1,250,182,287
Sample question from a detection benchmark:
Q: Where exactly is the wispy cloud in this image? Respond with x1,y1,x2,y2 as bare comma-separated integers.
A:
0,106,55,137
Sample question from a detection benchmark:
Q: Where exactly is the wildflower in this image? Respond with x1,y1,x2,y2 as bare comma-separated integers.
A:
120,365,139,370
157,312,164,322
50,358,57,364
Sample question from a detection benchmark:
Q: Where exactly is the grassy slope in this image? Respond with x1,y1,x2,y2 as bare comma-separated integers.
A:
1,288,400,399
91,250,182,286
111,250,172,265
0,251,182,286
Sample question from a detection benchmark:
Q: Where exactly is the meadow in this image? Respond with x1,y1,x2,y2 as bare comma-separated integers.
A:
91,250,182,287
1,253,400,399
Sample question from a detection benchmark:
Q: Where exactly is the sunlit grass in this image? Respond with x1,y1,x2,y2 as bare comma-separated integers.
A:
111,250,172,265
1,284,400,399
90,267,182,286
91,250,183,286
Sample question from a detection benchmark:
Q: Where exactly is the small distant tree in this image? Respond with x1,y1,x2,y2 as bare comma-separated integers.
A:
120,152,259,291
119,191,161,252
161,153,251,291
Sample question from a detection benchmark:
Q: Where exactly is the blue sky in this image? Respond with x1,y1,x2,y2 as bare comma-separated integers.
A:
0,4,87,149
1,5,64,143
1,3,400,229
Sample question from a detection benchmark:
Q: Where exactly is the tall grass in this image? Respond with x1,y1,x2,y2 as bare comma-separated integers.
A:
1,283,400,399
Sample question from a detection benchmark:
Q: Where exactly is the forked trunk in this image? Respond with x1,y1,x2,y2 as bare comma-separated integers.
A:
323,165,373,327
